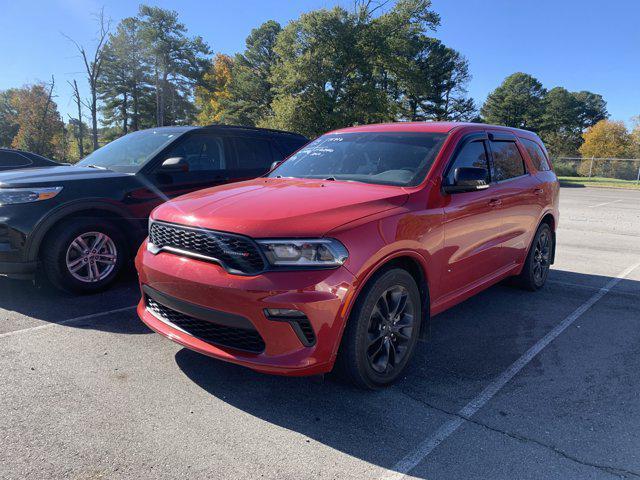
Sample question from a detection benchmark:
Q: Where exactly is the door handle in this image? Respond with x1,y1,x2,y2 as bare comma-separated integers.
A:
534,187,544,195
488,198,502,207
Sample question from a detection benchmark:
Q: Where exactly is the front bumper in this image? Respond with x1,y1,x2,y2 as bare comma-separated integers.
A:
0,206,38,276
136,241,357,376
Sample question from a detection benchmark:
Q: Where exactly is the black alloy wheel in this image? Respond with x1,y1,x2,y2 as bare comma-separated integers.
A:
517,223,554,291
335,268,422,389
366,285,415,375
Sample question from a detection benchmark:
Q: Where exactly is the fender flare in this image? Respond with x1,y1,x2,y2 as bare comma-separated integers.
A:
26,200,141,262
332,249,431,358
522,209,558,268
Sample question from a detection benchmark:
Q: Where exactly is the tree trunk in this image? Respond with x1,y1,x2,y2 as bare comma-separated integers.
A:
71,79,84,158
122,92,128,135
132,85,139,131
154,61,163,127
90,82,98,150
159,71,168,127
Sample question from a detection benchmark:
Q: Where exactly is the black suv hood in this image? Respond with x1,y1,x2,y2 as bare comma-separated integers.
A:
0,165,130,187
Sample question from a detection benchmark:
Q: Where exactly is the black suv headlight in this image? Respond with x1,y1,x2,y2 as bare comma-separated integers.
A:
256,238,348,268
0,187,63,206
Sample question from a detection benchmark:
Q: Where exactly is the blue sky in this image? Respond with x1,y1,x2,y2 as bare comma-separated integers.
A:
1,0,638,124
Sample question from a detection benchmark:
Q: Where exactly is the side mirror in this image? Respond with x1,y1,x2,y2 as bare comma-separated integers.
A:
270,160,283,171
159,157,189,173
442,167,489,194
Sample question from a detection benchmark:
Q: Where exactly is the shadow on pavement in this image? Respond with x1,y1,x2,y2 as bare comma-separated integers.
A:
174,268,639,477
0,272,148,334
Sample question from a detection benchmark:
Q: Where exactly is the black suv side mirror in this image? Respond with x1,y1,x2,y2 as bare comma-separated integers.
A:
270,160,283,171
443,167,489,194
159,157,189,173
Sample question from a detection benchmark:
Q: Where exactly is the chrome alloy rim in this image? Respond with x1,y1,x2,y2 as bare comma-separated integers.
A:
366,285,415,374
65,232,117,283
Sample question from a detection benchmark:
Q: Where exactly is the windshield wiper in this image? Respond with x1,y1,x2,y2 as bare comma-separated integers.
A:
323,176,336,181
84,164,108,170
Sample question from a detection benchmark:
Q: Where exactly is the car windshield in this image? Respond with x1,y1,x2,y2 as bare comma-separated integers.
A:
269,131,448,186
77,129,186,173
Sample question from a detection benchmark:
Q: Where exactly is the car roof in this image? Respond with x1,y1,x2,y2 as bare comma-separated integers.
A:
0,147,41,154
122,124,307,138
328,121,539,137
0,148,56,161
134,126,196,134
193,124,308,139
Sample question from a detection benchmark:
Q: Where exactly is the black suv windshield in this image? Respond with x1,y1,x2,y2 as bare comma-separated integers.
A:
77,129,188,173
269,132,447,186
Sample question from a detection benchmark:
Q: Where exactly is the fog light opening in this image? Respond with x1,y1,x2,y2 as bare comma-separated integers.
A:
264,308,306,319
264,308,316,347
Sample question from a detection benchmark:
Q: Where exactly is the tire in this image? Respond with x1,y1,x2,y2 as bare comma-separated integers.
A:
41,218,127,294
517,223,553,291
335,268,422,390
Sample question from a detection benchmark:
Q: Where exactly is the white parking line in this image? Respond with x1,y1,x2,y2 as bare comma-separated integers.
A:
0,305,137,339
588,199,622,208
381,259,640,480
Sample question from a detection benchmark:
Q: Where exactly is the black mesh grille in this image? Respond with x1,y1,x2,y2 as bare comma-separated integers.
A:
149,222,265,275
146,297,265,353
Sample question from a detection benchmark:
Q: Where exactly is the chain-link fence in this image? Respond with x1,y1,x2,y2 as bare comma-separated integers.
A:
552,157,640,184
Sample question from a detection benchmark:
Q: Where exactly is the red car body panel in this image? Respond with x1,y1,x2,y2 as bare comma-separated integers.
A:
136,122,559,376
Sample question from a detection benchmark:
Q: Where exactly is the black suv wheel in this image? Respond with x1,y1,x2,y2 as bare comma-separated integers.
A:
42,218,127,294
336,268,422,389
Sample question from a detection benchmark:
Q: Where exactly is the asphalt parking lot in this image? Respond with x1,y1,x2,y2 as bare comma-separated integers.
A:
1,186,639,480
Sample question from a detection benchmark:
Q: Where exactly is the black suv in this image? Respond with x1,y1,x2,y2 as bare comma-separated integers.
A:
0,125,307,293
0,148,61,171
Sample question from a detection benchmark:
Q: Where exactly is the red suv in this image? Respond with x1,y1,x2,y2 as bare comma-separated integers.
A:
136,122,559,389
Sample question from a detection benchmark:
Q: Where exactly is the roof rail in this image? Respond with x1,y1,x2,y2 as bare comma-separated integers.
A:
200,124,306,137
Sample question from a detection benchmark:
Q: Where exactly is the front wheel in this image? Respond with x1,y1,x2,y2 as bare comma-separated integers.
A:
517,223,553,291
42,218,127,294
335,268,422,389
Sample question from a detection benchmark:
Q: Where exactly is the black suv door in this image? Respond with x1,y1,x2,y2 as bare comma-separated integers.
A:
126,132,233,220
148,132,232,198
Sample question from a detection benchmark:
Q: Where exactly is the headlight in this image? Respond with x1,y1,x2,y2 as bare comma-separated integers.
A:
257,238,348,268
0,187,63,206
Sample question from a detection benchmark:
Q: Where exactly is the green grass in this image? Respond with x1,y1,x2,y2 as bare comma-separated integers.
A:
558,176,640,190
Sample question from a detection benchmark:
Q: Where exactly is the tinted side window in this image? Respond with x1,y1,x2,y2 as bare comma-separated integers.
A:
446,140,490,184
164,134,226,171
1,151,32,167
520,138,550,171
275,137,308,159
490,141,526,181
234,137,275,170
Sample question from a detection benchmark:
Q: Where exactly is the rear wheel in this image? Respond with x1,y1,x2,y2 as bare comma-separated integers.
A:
42,218,127,294
336,268,422,389
517,223,553,291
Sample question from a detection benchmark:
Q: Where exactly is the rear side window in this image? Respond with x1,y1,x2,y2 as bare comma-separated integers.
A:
520,138,550,171
490,141,526,181
1,151,32,168
445,140,490,184
233,137,275,170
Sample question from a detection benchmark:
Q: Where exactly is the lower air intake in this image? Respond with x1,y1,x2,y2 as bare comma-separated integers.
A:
146,297,266,354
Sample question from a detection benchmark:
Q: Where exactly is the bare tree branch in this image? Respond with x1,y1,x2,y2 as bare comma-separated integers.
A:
62,8,111,151
68,79,85,157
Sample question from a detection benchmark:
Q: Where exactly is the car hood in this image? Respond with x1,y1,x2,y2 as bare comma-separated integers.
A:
0,165,129,187
152,177,409,238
